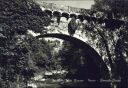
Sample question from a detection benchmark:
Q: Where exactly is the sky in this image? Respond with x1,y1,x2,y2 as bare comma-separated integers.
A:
41,0,95,9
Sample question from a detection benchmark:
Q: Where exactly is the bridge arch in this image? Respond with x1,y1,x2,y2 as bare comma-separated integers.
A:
36,33,111,87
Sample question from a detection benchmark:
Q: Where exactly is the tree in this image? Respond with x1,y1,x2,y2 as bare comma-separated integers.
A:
0,0,51,87
92,0,128,17
91,0,128,87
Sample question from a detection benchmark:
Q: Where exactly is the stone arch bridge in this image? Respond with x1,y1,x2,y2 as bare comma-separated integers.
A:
36,33,111,88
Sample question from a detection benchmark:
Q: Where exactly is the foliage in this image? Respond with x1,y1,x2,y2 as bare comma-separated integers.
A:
92,0,128,16
0,0,51,87
90,0,128,87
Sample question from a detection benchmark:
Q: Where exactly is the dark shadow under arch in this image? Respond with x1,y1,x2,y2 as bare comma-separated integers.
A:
36,33,111,87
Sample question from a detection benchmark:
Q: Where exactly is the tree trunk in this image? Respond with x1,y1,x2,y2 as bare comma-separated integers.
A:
97,29,116,78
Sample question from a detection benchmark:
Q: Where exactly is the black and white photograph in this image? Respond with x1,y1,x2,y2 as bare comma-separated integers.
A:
0,0,128,88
